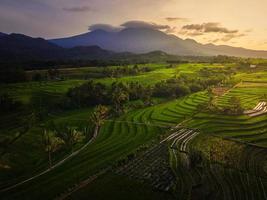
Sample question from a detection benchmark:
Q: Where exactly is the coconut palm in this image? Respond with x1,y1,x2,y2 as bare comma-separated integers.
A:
42,129,64,168
90,105,109,138
55,126,83,153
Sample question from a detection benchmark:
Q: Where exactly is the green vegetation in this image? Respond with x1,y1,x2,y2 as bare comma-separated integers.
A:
1,61,267,199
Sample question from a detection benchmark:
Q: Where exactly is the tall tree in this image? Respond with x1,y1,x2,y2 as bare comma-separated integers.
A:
90,105,109,138
229,96,243,114
42,129,64,168
111,83,129,114
140,86,153,106
54,126,83,153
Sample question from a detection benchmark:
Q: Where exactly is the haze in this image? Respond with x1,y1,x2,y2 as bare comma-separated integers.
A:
0,0,267,50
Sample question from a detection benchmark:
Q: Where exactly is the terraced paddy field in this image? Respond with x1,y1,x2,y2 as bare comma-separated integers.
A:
67,173,175,200
187,81,267,147
26,63,166,80
0,80,87,103
0,108,94,188
2,65,267,199
2,83,267,200
0,91,209,199
234,71,267,83
97,63,224,85
1,63,219,103
168,133,267,200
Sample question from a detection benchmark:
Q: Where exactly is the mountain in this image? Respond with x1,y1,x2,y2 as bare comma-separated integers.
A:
0,33,65,60
51,28,267,58
69,45,114,59
51,28,192,54
0,32,7,37
0,33,115,61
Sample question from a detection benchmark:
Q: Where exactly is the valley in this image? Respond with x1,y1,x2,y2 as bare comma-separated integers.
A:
1,62,267,199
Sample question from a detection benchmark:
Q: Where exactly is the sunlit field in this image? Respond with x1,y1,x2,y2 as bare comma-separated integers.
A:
1,62,267,200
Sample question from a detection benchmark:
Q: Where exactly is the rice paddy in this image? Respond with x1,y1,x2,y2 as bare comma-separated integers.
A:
1,63,267,199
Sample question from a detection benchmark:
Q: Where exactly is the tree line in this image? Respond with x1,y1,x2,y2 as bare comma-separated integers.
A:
66,75,226,115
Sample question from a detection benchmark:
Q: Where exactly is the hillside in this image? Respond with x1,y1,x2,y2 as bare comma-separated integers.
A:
51,28,267,58
0,33,115,61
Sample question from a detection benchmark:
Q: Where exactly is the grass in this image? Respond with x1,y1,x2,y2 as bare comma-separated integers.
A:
169,133,267,200
0,80,87,104
2,63,267,199
0,108,94,187
0,63,222,103
67,173,175,200
186,82,267,146
97,63,226,86
0,91,209,199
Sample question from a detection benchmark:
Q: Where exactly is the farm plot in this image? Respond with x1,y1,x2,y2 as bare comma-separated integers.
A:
0,91,209,199
114,129,200,193
244,101,267,117
170,134,267,200
162,128,200,152
0,109,167,199
0,80,86,104
187,83,267,147
116,143,175,191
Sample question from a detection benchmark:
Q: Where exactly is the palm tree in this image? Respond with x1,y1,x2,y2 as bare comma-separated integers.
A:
55,126,83,153
42,129,64,168
112,89,129,114
90,105,109,138
141,86,153,106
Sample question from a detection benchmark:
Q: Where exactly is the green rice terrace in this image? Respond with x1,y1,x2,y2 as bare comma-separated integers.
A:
1,62,267,200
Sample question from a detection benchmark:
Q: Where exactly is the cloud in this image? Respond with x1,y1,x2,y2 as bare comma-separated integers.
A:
165,26,178,34
165,17,189,22
63,6,92,12
88,20,176,34
187,32,204,36
89,24,122,32
220,33,246,42
179,22,246,42
178,29,204,36
211,33,246,43
121,20,170,30
182,22,238,34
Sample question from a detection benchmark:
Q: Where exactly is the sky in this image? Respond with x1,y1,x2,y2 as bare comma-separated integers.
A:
1,0,267,50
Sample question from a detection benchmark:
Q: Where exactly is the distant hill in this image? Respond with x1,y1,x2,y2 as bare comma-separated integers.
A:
51,28,267,58
0,33,183,66
0,32,7,37
0,33,115,61
0,33,65,60
2,30,267,66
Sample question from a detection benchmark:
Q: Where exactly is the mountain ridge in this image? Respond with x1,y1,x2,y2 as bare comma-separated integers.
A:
0,33,115,61
50,28,267,58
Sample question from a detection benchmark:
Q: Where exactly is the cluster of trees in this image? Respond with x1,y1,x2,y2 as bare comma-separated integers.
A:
153,75,223,98
67,75,225,115
67,81,134,114
42,105,109,168
102,65,151,78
